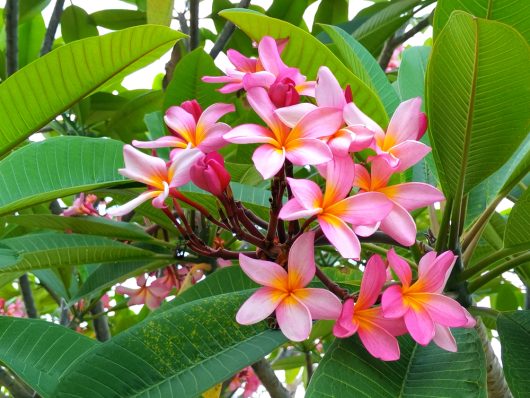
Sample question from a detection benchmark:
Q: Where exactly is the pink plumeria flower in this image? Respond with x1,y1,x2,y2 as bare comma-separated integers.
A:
224,86,341,179
347,98,429,171
333,255,406,361
132,100,234,158
5,298,25,318
116,275,170,310
279,157,393,259
229,367,260,398
106,145,201,217
385,45,403,72
352,157,445,246
190,152,231,196
62,193,100,217
150,266,179,291
276,66,374,157
236,232,342,342
382,249,476,351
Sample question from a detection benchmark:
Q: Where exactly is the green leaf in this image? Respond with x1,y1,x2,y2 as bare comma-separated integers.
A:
0,317,98,397
147,0,174,26
61,5,99,43
320,24,400,115
220,9,389,126
0,137,127,216
497,311,530,398
163,47,226,110
91,9,147,30
313,0,348,34
307,328,486,397
53,293,287,397
434,0,530,43
266,0,316,26
0,232,161,272
0,25,184,155
504,187,530,250
18,14,46,67
5,214,152,241
426,11,530,197
19,0,50,23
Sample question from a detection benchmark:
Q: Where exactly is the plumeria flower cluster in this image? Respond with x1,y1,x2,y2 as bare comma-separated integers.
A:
108,36,474,360
0,297,25,318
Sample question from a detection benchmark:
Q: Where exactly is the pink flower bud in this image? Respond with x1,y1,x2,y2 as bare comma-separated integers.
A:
268,77,300,108
180,99,202,122
190,152,231,196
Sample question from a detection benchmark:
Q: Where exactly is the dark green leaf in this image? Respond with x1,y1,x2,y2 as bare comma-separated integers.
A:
61,5,99,43
313,0,348,34
504,188,530,250
91,9,147,30
18,14,46,67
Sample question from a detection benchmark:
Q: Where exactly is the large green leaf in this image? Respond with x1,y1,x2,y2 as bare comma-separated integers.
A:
220,9,389,126
426,11,530,197
0,25,184,155
321,25,400,115
433,0,530,43
497,311,530,398
0,137,127,216
504,188,530,250
0,233,163,272
307,328,486,397
53,293,287,397
0,317,98,397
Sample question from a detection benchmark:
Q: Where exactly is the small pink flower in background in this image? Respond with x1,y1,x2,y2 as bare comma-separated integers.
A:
385,45,404,72
229,366,260,398
150,267,180,291
224,86,341,178
190,152,231,196
106,145,201,216
382,249,475,351
100,294,111,309
353,157,445,246
236,232,342,341
333,255,406,361
279,157,393,259
347,97,429,171
62,193,100,217
116,275,170,310
216,258,232,268
1,298,26,318
132,100,234,158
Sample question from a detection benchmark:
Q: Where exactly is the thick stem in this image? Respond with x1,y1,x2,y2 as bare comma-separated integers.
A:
18,274,38,318
459,247,523,282
315,266,349,300
305,350,314,383
467,252,530,293
461,194,503,252
90,301,111,342
40,0,65,55
266,168,286,244
436,196,453,252
189,0,199,50
209,0,251,59
251,358,289,398
5,0,18,76
0,368,33,398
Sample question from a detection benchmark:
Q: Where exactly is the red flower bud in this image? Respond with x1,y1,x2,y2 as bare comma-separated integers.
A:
190,152,231,196
180,99,203,122
268,78,300,108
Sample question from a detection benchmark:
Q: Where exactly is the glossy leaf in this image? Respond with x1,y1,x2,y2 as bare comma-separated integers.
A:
313,0,348,33
307,328,486,397
0,25,184,155
18,14,46,67
91,9,147,30
426,12,530,197
220,9,389,126
61,5,99,43
0,137,127,216
504,187,530,250
147,0,174,26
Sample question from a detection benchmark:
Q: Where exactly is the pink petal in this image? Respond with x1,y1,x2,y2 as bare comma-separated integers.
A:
258,36,287,76
389,140,431,172
413,293,469,327
343,102,384,136
218,82,244,93
284,138,333,166
333,298,358,338
433,325,457,352
294,288,342,320
418,251,456,293
387,248,412,287
386,98,426,143
342,126,374,152
333,319,357,338
369,156,394,189
168,148,202,188
354,222,380,237
164,106,197,142
327,192,393,225
322,156,355,205
275,103,317,127
318,214,361,259
106,190,159,217
285,177,322,210
115,286,140,296
238,254,288,289
356,255,386,310
379,203,417,246
223,124,275,144
236,287,286,325
151,185,169,208
358,324,401,361
132,136,187,149
381,284,408,319
353,164,371,191
252,144,286,179
379,183,445,211
120,145,168,187
197,103,235,128
227,48,257,72
278,199,321,221
288,232,316,288
315,66,346,109
327,130,353,157
404,307,435,346
202,75,237,84
275,296,312,342
290,107,343,140
197,123,231,153
246,87,288,134
144,291,164,310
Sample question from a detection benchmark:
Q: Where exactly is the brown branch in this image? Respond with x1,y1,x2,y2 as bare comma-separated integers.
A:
90,301,111,342
40,0,65,55
189,0,199,50
209,0,251,59
252,358,289,398
19,274,38,318
315,266,349,300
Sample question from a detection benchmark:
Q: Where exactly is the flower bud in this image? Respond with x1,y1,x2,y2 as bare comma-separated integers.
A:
268,77,300,108
190,152,230,196
180,99,202,122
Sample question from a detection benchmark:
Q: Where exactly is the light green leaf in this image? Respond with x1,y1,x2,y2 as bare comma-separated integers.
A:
426,11,530,197
147,0,174,26
0,317,98,397
266,0,316,26
18,14,46,67
19,0,51,23
504,188,530,250
0,233,161,272
307,328,486,397
313,0,348,33
61,5,99,43
91,9,147,30
434,0,530,43
53,293,287,397
0,25,184,155
0,137,127,216
220,9,389,126
321,24,400,115
497,311,530,398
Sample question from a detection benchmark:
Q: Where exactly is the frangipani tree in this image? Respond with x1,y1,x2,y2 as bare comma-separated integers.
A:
0,0,528,397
